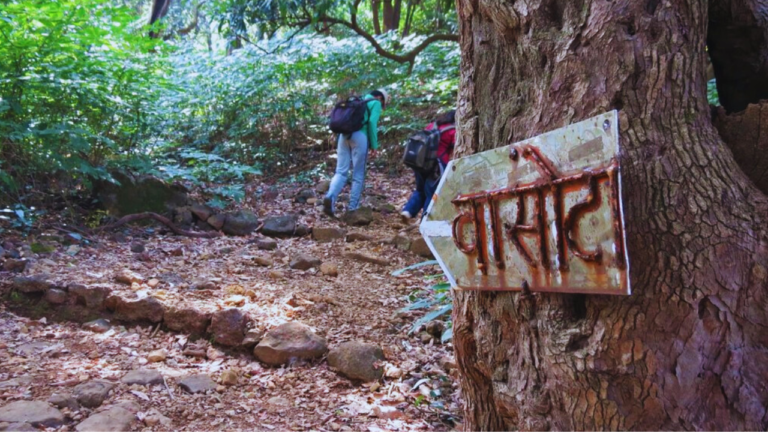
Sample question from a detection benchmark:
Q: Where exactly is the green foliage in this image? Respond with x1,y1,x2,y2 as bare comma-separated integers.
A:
0,0,168,199
707,78,719,106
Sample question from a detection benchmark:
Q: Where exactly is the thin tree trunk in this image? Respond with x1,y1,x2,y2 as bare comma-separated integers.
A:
453,0,768,430
372,0,382,35
382,0,396,32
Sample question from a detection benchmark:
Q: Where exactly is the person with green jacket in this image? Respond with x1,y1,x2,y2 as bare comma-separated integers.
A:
323,89,389,217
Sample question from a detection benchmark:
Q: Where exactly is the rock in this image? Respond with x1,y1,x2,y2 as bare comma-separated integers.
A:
106,295,164,323
208,309,248,347
121,369,163,386
222,210,259,236
83,319,111,333
316,180,331,194
254,238,278,250
69,284,111,309
328,341,385,382
419,332,433,344
241,328,265,348
267,270,286,280
346,232,372,242
115,269,143,285
75,406,135,432
266,397,291,413
207,214,226,230
190,203,214,221
253,322,328,366
30,242,56,254
372,405,404,420
439,355,457,373
12,274,53,293
2,422,36,431
44,288,68,305
425,320,445,338
289,253,322,270
110,400,140,414
165,306,211,335
206,346,225,360
129,242,145,253
252,256,274,267
384,364,403,379
320,262,339,277
173,207,194,227
3,259,27,273
312,227,346,243
307,198,318,205
94,172,189,217
220,369,238,386
182,346,206,358
294,224,311,236
178,375,216,394
190,280,216,290
392,234,412,251
143,409,172,427
15,342,51,357
343,252,389,266
261,215,298,237
294,188,315,204
410,238,433,258
147,349,167,363
74,380,114,408
48,394,79,411
147,278,160,288
0,401,64,428
341,207,373,226
0,376,34,389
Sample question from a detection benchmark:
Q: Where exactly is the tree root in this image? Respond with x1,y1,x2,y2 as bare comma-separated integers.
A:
97,212,223,238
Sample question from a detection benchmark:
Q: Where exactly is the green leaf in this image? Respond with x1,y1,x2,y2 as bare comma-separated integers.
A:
410,303,453,334
391,260,438,276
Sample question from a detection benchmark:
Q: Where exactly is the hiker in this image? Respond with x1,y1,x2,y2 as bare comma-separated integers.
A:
401,109,456,220
323,89,389,217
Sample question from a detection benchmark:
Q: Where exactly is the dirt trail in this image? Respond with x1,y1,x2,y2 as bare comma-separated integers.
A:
0,167,462,431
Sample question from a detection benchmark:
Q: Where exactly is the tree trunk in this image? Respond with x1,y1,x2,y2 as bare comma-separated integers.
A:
372,0,382,35
382,0,399,32
452,0,768,430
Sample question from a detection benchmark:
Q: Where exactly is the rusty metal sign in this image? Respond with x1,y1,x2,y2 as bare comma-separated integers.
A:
420,111,630,295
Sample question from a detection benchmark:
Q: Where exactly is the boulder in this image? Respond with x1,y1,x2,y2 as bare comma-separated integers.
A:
164,306,211,335
410,238,433,258
190,203,214,221
294,188,315,204
207,214,226,230
312,227,346,243
328,341,385,382
221,210,259,236
254,238,278,251
94,172,189,217
178,375,216,394
121,369,163,386
241,328,265,348
253,322,328,366
172,207,194,227
83,319,111,333
75,406,135,432
106,295,164,323
320,262,339,277
44,288,69,305
48,394,79,411
74,380,114,408
69,284,111,310
12,274,53,293
289,253,322,270
261,215,298,237
208,309,248,347
0,401,64,428
341,207,373,226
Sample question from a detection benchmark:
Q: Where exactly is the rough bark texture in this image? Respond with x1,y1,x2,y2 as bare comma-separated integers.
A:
707,0,768,113
713,101,768,195
453,0,768,430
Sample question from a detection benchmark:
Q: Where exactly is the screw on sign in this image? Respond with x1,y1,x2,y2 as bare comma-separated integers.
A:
420,111,630,295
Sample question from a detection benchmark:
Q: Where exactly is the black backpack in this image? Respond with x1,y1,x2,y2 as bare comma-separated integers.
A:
402,123,455,173
329,96,371,135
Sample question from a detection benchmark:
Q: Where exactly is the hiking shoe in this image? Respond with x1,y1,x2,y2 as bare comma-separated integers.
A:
400,210,412,223
323,197,334,217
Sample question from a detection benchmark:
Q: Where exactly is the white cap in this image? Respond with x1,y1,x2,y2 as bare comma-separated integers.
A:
376,88,390,104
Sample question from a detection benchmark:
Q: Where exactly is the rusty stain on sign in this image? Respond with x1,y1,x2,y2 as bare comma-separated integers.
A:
420,111,630,295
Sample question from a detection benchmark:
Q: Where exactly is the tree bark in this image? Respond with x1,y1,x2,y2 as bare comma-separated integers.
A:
453,0,768,430
372,0,382,35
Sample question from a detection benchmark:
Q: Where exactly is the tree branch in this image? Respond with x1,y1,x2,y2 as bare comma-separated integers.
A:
97,212,222,238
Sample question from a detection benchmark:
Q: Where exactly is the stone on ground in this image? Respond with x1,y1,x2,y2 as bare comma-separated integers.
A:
221,210,259,236
294,188,315,204
312,226,346,243
190,279,216,290
392,234,412,250
190,203,214,221
69,284,111,309
15,342,51,357
252,255,273,267
44,288,68,304
261,214,298,237
410,237,433,258
0,376,33,389
208,308,247,347
320,262,339,277
12,274,53,293
106,295,164,323
254,238,278,250
253,322,328,366
143,408,172,427
114,269,143,285
75,406,136,432
346,232,373,242
207,214,226,230
129,242,145,253
2,422,36,431
121,369,163,386
82,319,111,333
425,320,445,338
74,380,114,408
343,252,389,266
328,341,385,382
4,258,27,273
0,401,65,427
241,328,265,348
178,375,216,394
220,369,238,386
48,394,79,411
289,253,322,270
147,349,167,363
315,180,331,194
341,207,374,226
